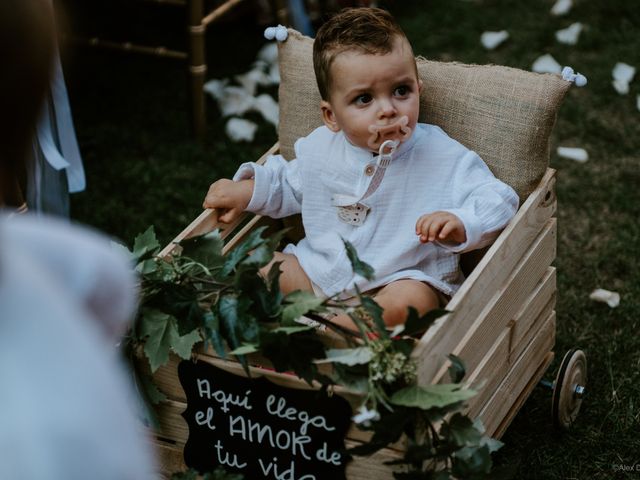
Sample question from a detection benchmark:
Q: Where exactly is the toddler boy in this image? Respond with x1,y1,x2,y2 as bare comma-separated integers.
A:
203,7,518,329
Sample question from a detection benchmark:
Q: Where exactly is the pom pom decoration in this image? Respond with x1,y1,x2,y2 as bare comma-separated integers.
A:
264,25,288,42
561,66,588,87
574,74,587,87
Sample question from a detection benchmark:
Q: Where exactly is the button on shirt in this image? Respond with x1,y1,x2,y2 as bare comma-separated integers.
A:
234,124,519,298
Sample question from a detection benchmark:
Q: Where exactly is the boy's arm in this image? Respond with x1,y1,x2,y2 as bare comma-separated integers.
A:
232,154,303,219
422,150,519,253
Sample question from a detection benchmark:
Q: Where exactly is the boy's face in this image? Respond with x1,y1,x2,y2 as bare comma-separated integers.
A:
320,36,422,153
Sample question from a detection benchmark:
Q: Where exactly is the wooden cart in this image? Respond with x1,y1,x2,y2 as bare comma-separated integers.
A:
142,146,586,478
140,38,588,476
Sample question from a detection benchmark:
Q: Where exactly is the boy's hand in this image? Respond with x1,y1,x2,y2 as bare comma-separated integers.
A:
202,178,254,223
415,211,466,244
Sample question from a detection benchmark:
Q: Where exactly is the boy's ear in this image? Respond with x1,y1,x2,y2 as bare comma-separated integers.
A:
418,78,424,93
320,100,340,132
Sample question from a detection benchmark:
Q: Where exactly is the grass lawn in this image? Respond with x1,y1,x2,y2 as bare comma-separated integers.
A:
64,0,639,478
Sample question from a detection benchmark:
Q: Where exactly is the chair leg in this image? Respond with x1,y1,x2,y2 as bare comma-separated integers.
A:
188,0,206,139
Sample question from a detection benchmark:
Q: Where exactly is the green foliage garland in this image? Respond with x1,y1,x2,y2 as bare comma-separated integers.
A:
119,226,507,479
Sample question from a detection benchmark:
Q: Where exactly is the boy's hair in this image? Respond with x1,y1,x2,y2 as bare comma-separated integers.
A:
313,7,411,101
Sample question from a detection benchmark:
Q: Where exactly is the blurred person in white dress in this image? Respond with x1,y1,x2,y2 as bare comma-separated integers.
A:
0,1,157,478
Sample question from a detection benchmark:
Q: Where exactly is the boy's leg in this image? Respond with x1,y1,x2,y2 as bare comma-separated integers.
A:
373,280,442,327
260,251,314,294
331,279,441,330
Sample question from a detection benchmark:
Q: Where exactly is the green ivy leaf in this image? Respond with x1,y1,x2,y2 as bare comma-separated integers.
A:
260,330,326,384
230,343,259,355
179,230,225,269
203,308,226,358
359,294,388,338
110,240,135,261
282,290,325,325
348,407,411,455
447,353,466,383
149,282,206,336
315,347,374,366
139,309,174,372
238,229,287,271
133,225,160,260
221,226,270,276
342,238,375,280
331,363,370,394
172,328,201,360
442,413,484,447
234,263,282,320
390,384,476,410
451,445,492,477
272,325,314,334
218,294,258,347
136,258,158,275
266,260,283,291
139,309,200,372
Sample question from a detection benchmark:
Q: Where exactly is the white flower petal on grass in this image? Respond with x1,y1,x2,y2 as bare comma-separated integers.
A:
252,93,279,127
532,54,562,74
218,86,256,117
204,81,256,116
557,146,588,163
555,22,583,45
612,62,636,95
612,62,635,83
225,118,258,142
637,94,640,112
613,79,630,95
551,0,572,16
257,42,279,65
481,30,509,50
203,78,228,100
268,62,280,85
235,68,273,96
589,288,620,308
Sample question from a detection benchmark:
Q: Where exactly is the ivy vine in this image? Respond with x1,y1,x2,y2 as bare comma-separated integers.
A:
118,226,510,479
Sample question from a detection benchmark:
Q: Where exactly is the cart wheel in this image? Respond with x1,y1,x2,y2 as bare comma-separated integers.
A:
552,349,587,430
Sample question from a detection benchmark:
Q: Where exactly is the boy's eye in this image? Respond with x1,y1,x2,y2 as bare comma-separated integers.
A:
354,94,372,105
394,85,410,96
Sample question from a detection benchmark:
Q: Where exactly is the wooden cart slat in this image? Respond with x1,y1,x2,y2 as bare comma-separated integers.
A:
478,313,556,437
465,280,555,419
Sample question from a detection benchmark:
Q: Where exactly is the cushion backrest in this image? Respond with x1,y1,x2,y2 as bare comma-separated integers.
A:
277,29,571,201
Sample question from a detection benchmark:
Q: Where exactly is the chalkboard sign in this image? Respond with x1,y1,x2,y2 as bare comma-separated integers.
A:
178,360,353,479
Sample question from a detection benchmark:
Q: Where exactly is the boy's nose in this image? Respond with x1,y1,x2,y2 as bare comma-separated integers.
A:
377,99,397,119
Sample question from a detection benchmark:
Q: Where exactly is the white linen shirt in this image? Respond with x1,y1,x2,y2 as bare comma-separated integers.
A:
234,123,518,297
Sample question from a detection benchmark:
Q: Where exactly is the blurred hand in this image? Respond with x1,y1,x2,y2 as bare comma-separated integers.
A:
415,211,466,244
202,178,254,223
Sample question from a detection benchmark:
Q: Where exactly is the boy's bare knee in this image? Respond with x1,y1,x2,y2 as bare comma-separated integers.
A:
260,252,313,295
374,280,441,327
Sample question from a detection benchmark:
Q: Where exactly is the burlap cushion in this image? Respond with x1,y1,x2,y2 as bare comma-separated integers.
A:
277,29,571,201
